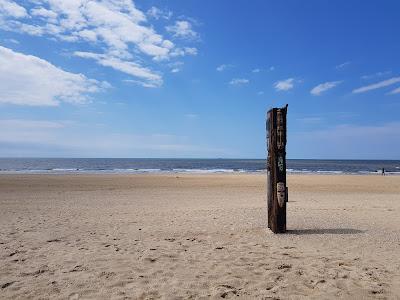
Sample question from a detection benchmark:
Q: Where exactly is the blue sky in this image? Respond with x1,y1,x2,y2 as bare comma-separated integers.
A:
0,0,399,159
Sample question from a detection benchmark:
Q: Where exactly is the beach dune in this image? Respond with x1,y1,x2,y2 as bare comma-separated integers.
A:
1,174,400,299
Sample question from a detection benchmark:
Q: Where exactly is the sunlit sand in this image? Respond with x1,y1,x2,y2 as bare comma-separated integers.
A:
1,174,399,298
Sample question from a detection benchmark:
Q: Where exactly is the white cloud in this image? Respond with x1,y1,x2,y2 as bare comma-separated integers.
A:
74,51,162,88
388,87,400,95
166,20,197,39
4,37,19,44
168,61,183,73
229,78,249,85
0,0,27,18
274,78,294,91
147,6,172,20
183,47,197,55
335,61,351,69
296,117,323,124
0,119,66,129
0,1,198,86
352,77,400,94
184,114,198,118
252,68,260,73
0,46,107,106
310,81,342,96
30,7,57,19
122,79,160,88
361,71,391,80
168,46,197,58
216,64,232,72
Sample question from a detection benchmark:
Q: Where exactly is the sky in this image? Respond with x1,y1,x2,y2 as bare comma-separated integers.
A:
0,0,400,159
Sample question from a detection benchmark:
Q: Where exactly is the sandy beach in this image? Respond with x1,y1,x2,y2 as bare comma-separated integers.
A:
0,174,399,299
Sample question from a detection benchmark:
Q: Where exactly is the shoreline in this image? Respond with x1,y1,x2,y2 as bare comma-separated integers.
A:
0,170,398,176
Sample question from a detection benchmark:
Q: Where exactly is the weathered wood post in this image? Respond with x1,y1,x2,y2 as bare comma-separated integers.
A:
266,104,288,233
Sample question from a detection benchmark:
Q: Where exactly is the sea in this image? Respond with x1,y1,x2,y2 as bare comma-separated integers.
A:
0,158,399,175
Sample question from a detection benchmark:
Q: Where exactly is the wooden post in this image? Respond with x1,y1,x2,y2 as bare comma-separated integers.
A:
266,104,288,233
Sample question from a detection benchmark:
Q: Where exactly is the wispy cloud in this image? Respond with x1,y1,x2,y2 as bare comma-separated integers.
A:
166,20,198,39
168,61,183,73
361,71,391,80
388,87,400,95
252,68,260,73
74,51,162,88
310,81,342,96
352,77,400,94
257,91,264,96
184,114,198,118
229,78,249,85
335,61,351,69
170,47,198,57
4,37,19,44
296,117,323,124
274,78,294,91
147,6,172,20
0,46,108,106
0,119,66,129
216,64,233,72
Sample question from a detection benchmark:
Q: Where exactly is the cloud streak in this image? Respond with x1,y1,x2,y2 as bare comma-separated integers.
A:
352,77,400,94
335,61,351,69
274,78,294,91
388,87,400,95
311,81,342,96
216,64,232,72
229,78,249,85
74,51,162,87
0,119,66,129
361,71,391,80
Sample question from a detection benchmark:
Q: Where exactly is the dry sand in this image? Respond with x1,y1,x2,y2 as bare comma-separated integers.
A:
0,174,399,299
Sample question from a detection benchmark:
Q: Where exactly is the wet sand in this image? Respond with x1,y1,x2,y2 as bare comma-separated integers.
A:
0,174,399,299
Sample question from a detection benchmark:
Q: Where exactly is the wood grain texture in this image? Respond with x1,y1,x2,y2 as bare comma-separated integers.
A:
267,105,288,233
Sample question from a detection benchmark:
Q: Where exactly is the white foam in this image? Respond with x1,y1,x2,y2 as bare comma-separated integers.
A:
316,170,344,174
172,168,240,173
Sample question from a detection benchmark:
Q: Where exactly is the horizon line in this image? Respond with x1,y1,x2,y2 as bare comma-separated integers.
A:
0,157,399,161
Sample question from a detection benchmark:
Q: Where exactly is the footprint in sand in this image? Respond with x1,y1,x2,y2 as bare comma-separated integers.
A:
144,257,157,263
277,263,292,270
1,281,16,289
69,293,79,300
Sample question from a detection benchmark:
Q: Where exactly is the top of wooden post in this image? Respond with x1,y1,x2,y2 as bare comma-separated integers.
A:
267,104,288,114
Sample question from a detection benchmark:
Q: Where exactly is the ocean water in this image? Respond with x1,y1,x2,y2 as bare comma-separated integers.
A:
0,158,399,175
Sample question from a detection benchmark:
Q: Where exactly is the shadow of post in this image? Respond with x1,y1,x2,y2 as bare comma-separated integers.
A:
286,228,364,235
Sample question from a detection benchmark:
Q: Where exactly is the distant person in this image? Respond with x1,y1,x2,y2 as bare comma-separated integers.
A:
382,168,385,176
